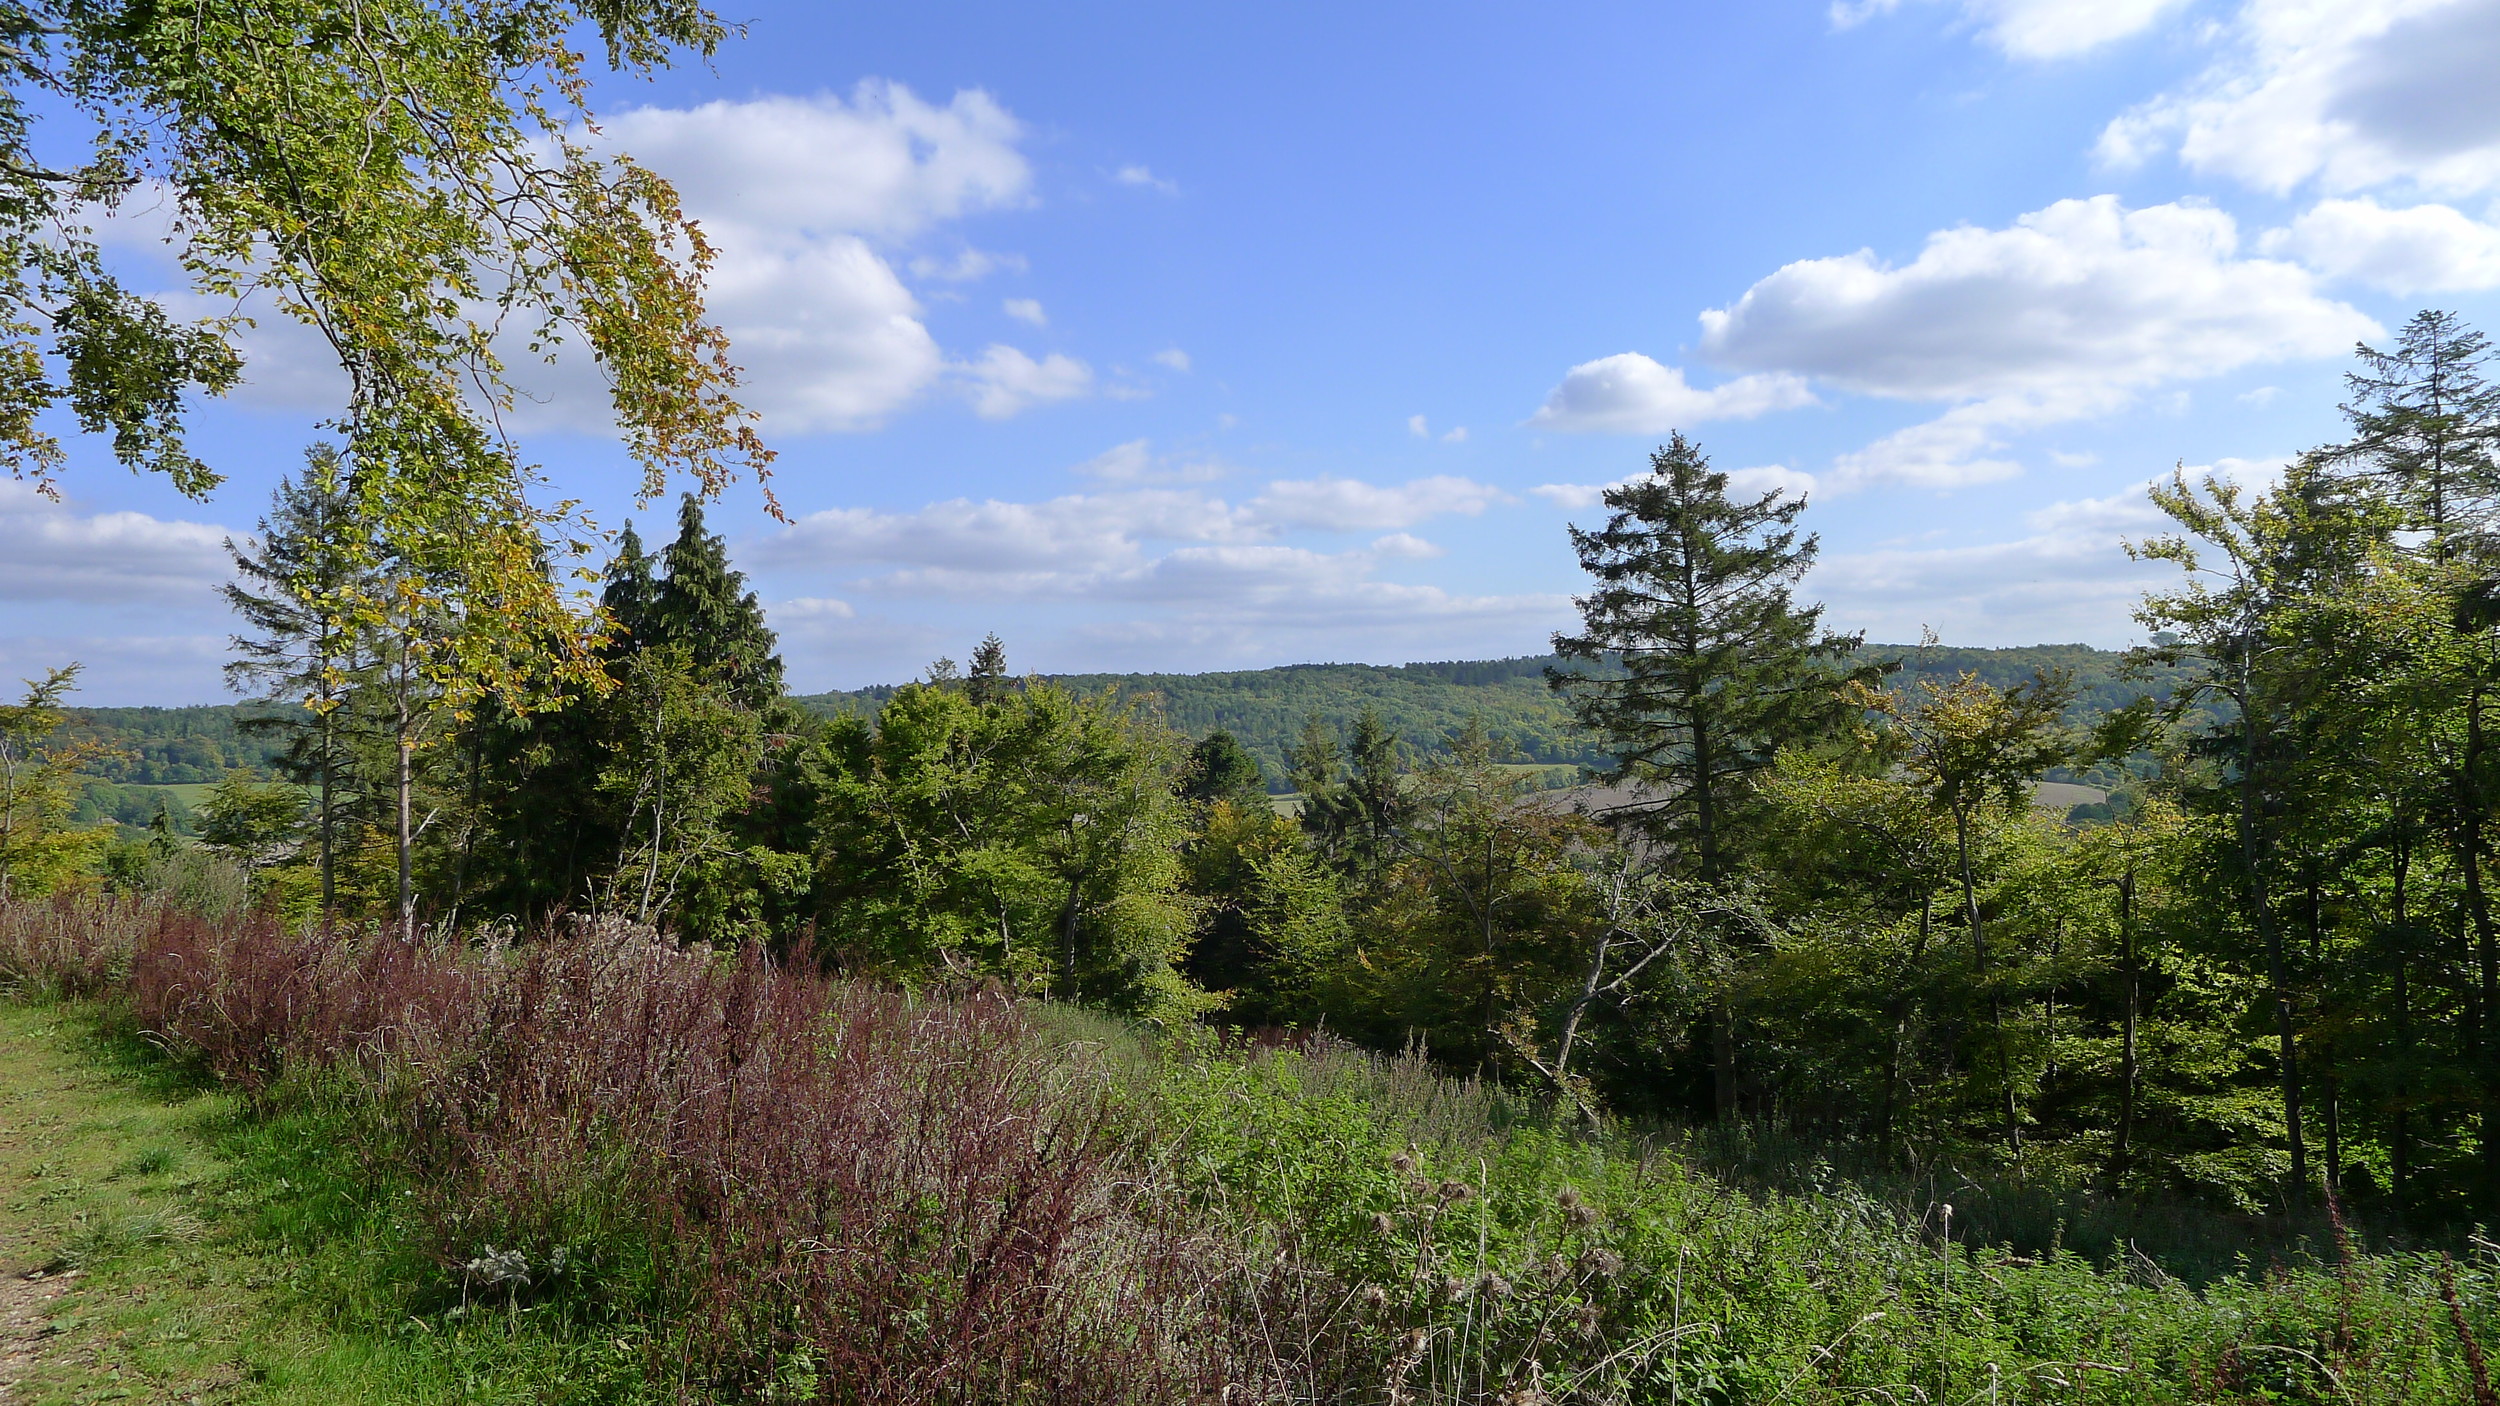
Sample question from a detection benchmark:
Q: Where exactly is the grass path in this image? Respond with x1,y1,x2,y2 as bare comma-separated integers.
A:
0,1003,565,1405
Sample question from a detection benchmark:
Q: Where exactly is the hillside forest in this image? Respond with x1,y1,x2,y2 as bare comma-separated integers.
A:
6,310,2500,1253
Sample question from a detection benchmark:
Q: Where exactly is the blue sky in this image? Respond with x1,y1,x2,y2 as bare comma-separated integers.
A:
12,0,2500,702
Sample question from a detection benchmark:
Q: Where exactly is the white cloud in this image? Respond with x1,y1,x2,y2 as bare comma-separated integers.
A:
1152,347,1192,372
1408,414,1431,438
1003,297,1048,327
1442,426,1469,443
242,82,1039,435
0,484,233,606
963,345,1094,419
1114,164,1180,194
2262,197,2500,292
1071,439,1228,485
1702,197,2372,403
1833,0,2186,57
1530,354,1818,433
1369,532,1446,559
600,83,1031,240
1247,475,1510,531
1694,196,2373,487
1532,463,1819,512
2101,0,2500,198
909,248,1026,282
1810,458,2285,644
775,596,857,620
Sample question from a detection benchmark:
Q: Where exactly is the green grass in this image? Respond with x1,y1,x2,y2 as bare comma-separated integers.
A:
0,1002,648,1404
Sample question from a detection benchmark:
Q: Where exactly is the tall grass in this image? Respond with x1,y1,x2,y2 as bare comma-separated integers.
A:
5,893,2495,1404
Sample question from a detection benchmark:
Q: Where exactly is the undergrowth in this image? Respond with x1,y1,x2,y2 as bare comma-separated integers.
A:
4,894,2496,1404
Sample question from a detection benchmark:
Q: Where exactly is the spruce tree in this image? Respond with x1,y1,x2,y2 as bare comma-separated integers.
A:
650,494,784,711
968,633,1011,706
1552,433,1870,1120
602,520,660,652
2318,309,2500,561
1551,433,1869,877
1185,730,1268,808
223,445,371,915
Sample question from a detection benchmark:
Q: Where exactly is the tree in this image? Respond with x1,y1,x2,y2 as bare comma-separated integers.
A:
0,666,114,897
602,520,662,652
2129,464,2386,1199
648,494,783,711
224,445,370,914
197,774,308,872
1183,730,1268,809
2317,309,2500,560
1848,665,2077,1155
0,0,769,703
968,633,1012,707
1551,433,1872,1117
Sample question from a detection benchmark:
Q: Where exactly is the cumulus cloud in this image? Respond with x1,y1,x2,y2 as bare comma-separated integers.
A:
1530,354,1817,433
963,346,1094,419
206,83,1045,433
2262,197,2500,292
1692,196,2373,486
1833,0,2189,59
2101,0,2500,197
1810,458,2284,644
598,84,1031,239
1002,298,1048,327
755,474,1510,591
1152,348,1192,372
0,484,233,606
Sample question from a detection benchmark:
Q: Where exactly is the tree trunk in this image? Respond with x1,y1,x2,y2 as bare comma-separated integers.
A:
1059,880,1082,1002
2240,669,2305,1200
2114,871,2137,1188
2390,837,2412,1209
396,724,414,941
2466,683,2500,1219
317,702,336,920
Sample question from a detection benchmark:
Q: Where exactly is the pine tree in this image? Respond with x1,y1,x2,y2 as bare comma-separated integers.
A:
649,494,784,711
968,633,1011,707
602,520,661,653
2318,309,2500,562
1551,433,1870,1120
1551,434,1869,877
1185,730,1268,808
223,445,371,916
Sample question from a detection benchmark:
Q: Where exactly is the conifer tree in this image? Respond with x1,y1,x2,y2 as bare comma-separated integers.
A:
223,445,371,915
2318,309,2500,561
1551,433,1870,1120
602,520,661,653
1184,730,1268,808
650,494,784,711
968,634,1012,707
1551,434,1870,876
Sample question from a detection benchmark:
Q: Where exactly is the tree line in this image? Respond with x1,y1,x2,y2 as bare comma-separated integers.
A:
6,311,2500,1235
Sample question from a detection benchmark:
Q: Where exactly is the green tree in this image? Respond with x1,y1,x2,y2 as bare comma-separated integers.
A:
0,665,114,897
196,774,307,872
967,633,1013,707
2317,309,2500,559
0,0,770,719
223,445,369,914
1183,730,1268,808
1551,433,1872,1117
1550,434,1871,878
647,494,783,711
1849,665,2077,1155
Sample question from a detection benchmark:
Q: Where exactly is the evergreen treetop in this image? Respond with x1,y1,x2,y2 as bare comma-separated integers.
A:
1551,432,1872,879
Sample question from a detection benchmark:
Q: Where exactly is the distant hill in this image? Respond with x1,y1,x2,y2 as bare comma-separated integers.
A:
793,643,2167,793
37,646,2164,803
